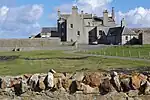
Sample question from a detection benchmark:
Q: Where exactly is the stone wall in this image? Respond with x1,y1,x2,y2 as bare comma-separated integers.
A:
0,38,61,47
143,32,150,44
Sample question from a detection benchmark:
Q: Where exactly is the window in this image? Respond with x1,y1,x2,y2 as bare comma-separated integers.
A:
125,36,128,40
77,31,80,36
70,24,73,28
99,30,103,35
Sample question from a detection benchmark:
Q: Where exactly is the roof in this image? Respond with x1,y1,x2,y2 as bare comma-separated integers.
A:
93,16,114,22
41,27,57,33
107,27,122,36
60,14,70,19
131,28,150,33
60,13,92,19
122,27,137,35
82,14,92,19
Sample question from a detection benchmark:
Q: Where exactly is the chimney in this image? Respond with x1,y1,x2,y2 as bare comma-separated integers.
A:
103,10,108,26
72,6,78,15
112,7,115,21
81,10,84,19
121,18,125,27
58,9,61,18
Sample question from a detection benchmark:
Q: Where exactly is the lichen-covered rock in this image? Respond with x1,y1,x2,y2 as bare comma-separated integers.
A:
100,78,115,95
110,71,122,92
82,72,101,88
80,83,99,94
131,73,147,90
38,76,45,91
71,72,84,81
0,79,7,89
128,90,139,97
61,79,72,92
120,77,131,92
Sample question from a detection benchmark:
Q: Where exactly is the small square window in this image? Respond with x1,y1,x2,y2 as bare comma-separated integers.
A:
70,24,73,28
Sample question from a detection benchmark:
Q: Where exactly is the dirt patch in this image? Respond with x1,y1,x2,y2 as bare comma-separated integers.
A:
0,56,19,61
21,56,89,61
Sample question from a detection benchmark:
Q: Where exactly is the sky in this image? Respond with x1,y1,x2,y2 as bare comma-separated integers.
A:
1,0,150,38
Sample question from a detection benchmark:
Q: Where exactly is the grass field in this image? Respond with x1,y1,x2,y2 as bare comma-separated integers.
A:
0,50,150,76
80,45,150,59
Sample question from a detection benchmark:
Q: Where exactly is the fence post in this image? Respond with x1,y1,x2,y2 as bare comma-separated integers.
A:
129,50,131,57
123,50,125,56
138,51,140,58
116,52,118,56
104,51,106,56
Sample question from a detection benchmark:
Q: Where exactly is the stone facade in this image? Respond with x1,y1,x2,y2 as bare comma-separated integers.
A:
58,6,116,44
57,6,138,45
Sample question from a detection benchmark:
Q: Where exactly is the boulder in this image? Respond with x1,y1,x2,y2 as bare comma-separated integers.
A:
9,78,23,96
79,83,99,94
53,78,62,90
82,73,101,88
61,79,72,92
128,90,139,97
100,78,115,95
71,72,84,81
44,70,56,89
69,81,78,94
139,80,150,95
28,74,39,90
110,72,121,92
0,79,7,89
38,76,45,91
131,73,147,90
145,81,150,95
120,78,131,92
104,92,128,100
23,74,32,80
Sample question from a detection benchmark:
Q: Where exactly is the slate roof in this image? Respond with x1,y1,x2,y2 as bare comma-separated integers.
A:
41,27,57,33
93,16,114,22
60,13,92,19
122,27,137,35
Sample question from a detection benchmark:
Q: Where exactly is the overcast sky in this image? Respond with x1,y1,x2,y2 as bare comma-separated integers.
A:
0,0,150,38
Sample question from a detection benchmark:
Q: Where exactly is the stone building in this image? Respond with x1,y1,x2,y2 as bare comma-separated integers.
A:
57,6,138,45
32,27,59,38
132,28,150,45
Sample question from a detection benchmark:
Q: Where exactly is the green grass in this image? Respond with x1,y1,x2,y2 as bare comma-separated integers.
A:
0,50,150,76
80,45,150,59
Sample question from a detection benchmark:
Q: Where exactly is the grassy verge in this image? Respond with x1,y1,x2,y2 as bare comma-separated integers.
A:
79,45,150,59
0,50,149,76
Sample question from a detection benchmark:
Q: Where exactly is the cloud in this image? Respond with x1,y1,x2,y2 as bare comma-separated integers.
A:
49,0,113,23
77,0,112,11
117,7,150,27
0,3,43,38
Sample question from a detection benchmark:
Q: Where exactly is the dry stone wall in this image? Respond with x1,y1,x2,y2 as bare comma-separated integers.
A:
0,71,150,100
0,38,61,47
